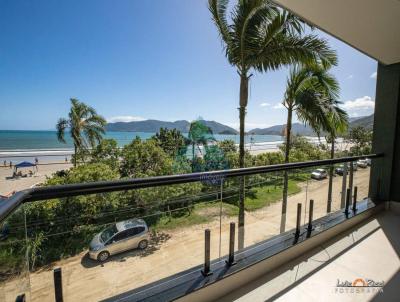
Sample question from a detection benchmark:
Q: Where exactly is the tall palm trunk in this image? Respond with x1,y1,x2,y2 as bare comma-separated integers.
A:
73,143,77,167
326,138,335,212
280,104,292,233
238,74,248,250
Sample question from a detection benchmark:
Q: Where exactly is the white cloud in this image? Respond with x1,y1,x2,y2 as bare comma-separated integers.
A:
273,103,284,109
370,71,377,79
107,116,146,123
259,102,270,107
342,96,375,110
346,75,354,80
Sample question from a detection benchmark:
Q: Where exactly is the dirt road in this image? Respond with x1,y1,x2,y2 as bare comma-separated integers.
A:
1,168,370,302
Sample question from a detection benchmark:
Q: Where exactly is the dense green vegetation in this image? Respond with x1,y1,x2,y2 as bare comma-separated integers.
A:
1,126,340,276
345,126,373,155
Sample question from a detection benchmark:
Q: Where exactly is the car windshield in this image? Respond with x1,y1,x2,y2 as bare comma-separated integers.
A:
100,225,118,243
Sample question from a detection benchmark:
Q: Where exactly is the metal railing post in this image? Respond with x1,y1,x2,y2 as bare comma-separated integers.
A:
295,203,302,239
307,199,314,236
53,267,63,302
349,161,354,202
226,222,236,266
344,188,350,216
352,186,358,213
201,229,212,276
15,294,26,302
341,163,348,208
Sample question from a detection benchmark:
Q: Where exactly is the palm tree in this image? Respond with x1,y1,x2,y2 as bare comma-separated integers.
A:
209,0,337,248
56,98,107,166
280,64,347,232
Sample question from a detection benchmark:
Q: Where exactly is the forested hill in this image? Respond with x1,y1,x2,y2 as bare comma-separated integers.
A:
106,119,239,135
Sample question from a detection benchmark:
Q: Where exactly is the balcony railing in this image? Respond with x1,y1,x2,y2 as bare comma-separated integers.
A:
0,154,382,302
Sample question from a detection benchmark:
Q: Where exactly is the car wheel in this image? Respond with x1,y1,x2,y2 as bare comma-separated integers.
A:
97,251,110,262
138,240,148,250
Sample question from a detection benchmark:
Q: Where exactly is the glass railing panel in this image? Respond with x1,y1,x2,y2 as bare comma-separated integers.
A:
0,155,379,301
241,171,285,248
24,180,228,301
353,157,371,202
0,204,30,302
327,162,346,213
298,164,331,222
282,168,309,231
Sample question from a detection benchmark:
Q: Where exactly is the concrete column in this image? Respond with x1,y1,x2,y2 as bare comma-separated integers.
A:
369,63,400,201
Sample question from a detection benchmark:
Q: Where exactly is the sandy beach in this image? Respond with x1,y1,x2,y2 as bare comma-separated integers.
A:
0,162,72,196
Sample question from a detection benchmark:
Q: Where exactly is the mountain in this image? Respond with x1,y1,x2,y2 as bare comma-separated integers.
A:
248,114,374,136
248,123,316,136
349,114,374,130
107,114,373,137
106,119,239,135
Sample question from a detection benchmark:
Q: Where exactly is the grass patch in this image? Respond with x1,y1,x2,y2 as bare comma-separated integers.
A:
194,201,239,217
153,175,305,229
244,180,301,211
153,211,211,231
153,201,239,231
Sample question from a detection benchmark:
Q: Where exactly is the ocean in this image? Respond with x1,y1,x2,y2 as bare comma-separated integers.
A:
0,130,291,162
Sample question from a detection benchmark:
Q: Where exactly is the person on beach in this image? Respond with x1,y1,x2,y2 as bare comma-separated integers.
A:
35,157,39,165
9,161,12,168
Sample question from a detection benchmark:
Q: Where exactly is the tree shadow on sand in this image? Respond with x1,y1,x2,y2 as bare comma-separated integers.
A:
80,231,171,268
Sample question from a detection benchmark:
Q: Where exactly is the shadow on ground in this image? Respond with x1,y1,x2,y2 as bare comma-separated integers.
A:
80,231,171,268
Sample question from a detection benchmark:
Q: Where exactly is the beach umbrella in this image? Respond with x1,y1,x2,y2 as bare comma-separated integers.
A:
14,161,37,171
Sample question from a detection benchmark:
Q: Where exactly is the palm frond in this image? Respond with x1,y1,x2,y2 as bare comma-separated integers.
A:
56,118,69,143
284,64,348,137
253,34,337,72
58,98,106,152
208,0,235,61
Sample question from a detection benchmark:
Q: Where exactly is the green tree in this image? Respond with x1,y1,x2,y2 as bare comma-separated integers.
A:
90,139,120,170
280,64,345,232
120,137,173,178
217,139,237,154
279,135,329,162
345,126,372,155
203,145,230,172
209,0,337,247
120,137,201,219
152,128,187,158
23,163,121,266
56,98,106,166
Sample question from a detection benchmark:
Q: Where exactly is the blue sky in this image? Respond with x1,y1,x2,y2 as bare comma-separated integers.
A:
0,0,377,131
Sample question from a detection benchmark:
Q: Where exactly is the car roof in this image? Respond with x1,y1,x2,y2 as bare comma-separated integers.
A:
315,168,325,172
115,219,147,232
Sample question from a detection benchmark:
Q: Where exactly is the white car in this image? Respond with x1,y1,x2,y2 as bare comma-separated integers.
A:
89,219,150,262
311,168,328,180
357,159,368,168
